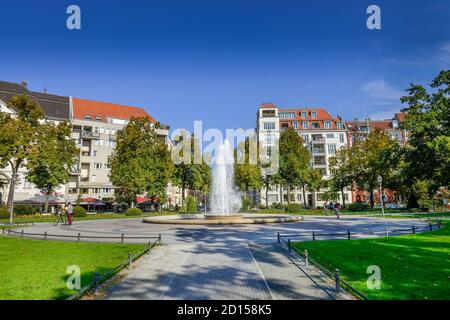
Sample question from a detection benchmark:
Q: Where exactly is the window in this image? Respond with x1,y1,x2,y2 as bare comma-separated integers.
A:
301,111,307,118
268,194,278,203
324,121,332,129
265,134,275,145
302,134,309,143
69,188,77,194
312,122,320,129
105,128,110,135
91,175,97,182
85,115,92,120
24,179,33,189
93,150,97,157
99,128,105,134
302,121,309,129
94,163,102,170
296,194,302,202
279,112,296,119
263,122,275,130
293,121,299,129
326,133,334,138
311,111,317,118
111,129,116,135
337,122,344,129
339,133,345,143
328,144,337,154
95,116,102,121
316,193,324,202
281,123,289,129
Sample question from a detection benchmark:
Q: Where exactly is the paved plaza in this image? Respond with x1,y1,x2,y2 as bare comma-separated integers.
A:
13,216,429,300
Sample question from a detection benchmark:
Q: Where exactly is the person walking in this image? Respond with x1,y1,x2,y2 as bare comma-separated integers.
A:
66,202,74,225
334,202,341,219
327,201,334,216
323,202,328,216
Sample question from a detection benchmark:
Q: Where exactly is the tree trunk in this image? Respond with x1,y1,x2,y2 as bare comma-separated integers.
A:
265,184,269,208
279,184,283,205
7,168,17,225
44,192,50,214
341,188,346,208
181,185,186,207
369,190,374,208
302,185,307,207
287,185,291,204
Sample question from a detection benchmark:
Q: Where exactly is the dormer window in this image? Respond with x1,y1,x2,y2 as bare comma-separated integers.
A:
301,111,307,118
85,115,92,120
96,116,102,121
311,112,317,118
324,121,332,129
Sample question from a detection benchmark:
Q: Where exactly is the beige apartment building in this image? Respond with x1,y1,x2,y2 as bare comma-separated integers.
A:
256,103,352,207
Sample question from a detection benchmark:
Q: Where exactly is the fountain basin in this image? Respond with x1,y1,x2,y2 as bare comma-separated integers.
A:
143,214,302,225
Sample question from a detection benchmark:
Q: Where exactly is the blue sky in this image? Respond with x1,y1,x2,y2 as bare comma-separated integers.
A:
0,0,449,133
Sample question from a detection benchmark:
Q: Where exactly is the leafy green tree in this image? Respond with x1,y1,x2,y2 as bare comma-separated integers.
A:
171,132,209,206
0,95,44,223
109,117,173,206
234,137,262,201
329,147,353,207
349,128,400,208
26,122,78,213
400,70,450,204
279,127,310,204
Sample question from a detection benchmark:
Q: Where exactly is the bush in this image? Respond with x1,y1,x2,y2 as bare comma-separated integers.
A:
271,202,285,210
185,196,198,213
125,207,143,216
0,207,10,219
286,203,303,213
347,202,369,212
241,198,251,212
13,204,37,215
73,206,87,217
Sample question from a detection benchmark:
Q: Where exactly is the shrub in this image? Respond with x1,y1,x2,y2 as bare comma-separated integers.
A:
271,202,285,210
125,207,142,216
13,204,37,215
286,203,303,213
241,198,251,212
185,196,198,213
73,206,87,217
347,202,369,212
0,207,10,219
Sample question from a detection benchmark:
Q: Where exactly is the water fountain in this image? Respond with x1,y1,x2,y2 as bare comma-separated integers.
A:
143,140,302,225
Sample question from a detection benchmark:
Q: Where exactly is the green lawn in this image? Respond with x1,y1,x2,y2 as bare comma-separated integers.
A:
293,223,450,300
0,236,146,300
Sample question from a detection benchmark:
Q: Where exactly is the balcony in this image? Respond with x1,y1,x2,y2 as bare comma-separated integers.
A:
81,131,100,139
80,176,89,182
311,137,325,144
313,148,326,155
71,168,81,175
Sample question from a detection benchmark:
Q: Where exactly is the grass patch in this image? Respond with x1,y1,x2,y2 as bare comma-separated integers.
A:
0,236,146,300
293,223,450,300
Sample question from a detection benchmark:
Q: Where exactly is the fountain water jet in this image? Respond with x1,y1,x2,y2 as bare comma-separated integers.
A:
209,139,241,215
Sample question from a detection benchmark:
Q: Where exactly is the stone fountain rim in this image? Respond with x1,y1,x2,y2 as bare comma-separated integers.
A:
142,213,303,225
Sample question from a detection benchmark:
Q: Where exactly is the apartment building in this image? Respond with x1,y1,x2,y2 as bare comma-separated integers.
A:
256,103,352,207
0,80,181,210
346,113,407,147
0,80,70,208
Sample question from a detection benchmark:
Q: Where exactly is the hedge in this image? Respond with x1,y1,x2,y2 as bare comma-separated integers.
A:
347,202,369,212
73,206,87,217
0,207,9,219
13,205,37,215
286,203,303,213
125,208,143,216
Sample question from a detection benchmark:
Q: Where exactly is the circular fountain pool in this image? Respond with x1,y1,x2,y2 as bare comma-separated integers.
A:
143,214,302,225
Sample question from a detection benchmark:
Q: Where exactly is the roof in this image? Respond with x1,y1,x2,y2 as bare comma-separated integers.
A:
395,112,406,122
73,98,155,123
0,80,70,120
278,108,337,121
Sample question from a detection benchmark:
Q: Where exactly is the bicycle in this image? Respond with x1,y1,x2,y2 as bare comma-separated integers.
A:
53,210,67,226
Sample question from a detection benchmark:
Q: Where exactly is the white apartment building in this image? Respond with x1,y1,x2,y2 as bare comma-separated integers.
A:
256,103,352,207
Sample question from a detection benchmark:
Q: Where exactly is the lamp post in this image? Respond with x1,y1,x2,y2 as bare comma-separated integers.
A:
377,175,384,217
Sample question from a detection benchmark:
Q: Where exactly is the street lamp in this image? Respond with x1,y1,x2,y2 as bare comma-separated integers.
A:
377,175,384,217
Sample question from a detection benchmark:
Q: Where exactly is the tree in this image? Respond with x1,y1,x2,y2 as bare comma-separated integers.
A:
0,95,44,223
109,117,173,206
234,137,262,201
306,168,323,207
349,129,400,208
171,132,208,207
400,70,450,203
279,128,310,204
329,147,353,207
26,122,78,213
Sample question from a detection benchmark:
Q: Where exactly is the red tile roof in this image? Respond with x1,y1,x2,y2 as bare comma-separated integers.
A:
73,98,156,123
395,112,406,122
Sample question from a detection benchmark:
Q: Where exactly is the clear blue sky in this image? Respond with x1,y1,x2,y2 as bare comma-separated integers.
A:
0,0,449,133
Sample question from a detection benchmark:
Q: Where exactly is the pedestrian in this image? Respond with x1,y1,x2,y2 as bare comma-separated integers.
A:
323,202,328,216
327,201,334,216
334,202,341,219
66,202,74,225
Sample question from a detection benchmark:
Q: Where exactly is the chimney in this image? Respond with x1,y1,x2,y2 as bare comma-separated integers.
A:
21,80,28,88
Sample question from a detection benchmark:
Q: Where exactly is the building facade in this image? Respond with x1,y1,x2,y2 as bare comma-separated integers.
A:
256,103,352,207
0,80,181,211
